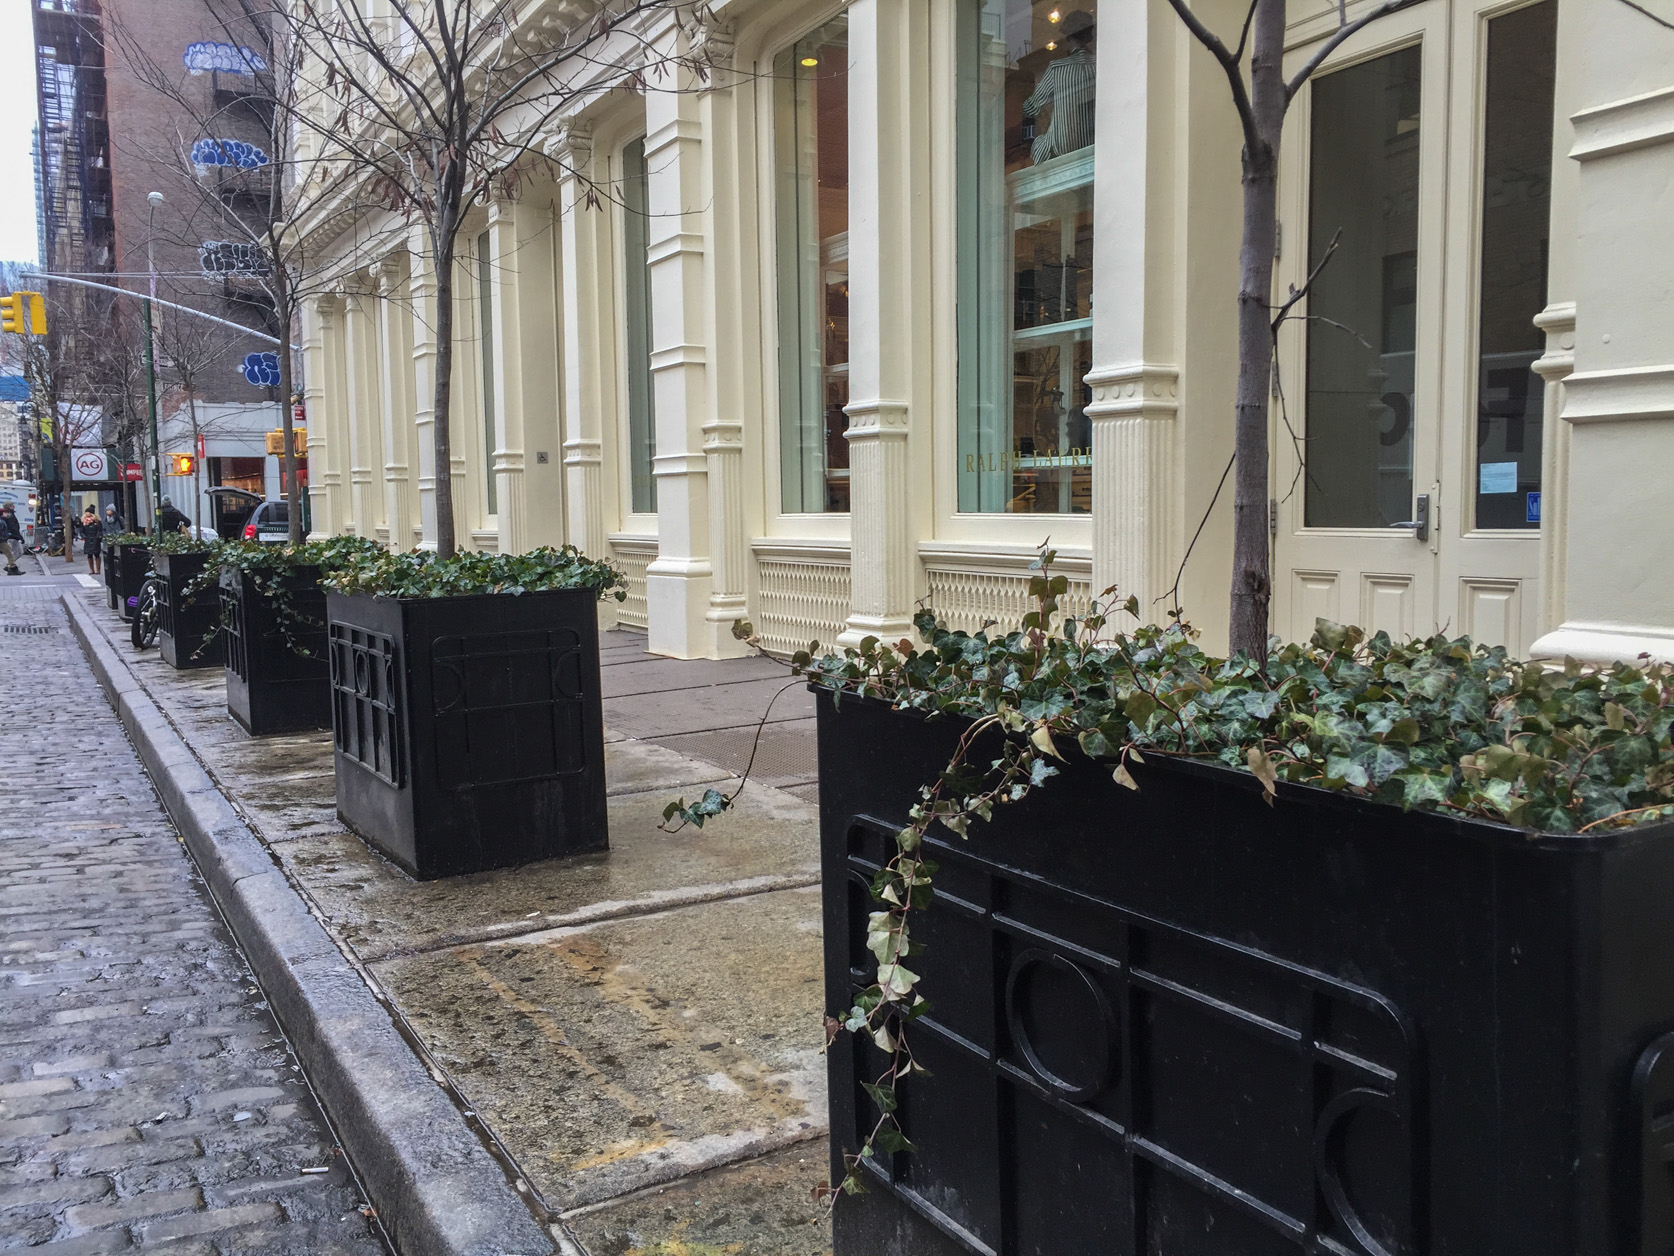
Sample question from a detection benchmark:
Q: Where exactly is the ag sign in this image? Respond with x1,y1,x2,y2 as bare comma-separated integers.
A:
71,448,110,482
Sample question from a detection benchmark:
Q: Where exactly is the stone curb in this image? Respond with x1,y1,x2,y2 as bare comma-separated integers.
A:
61,592,557,1256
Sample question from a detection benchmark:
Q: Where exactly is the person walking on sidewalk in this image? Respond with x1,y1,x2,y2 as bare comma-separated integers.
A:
104,503,123,536
157,496,191,536
79,507,103,576
0,503,24,575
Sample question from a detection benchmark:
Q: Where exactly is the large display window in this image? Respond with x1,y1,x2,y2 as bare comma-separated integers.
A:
774,12,851,515
956,1,1096,515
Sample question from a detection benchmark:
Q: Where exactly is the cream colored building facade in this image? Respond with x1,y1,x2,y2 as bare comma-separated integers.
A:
297,0,1674,664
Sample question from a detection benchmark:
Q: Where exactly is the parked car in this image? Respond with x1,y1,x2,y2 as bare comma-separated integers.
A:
241,498,298,544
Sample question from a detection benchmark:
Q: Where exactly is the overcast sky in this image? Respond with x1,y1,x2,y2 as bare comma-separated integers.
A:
0,1,38,266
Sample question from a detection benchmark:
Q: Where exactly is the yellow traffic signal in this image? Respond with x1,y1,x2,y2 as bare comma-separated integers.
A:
265,428,307,456
167,453,196,476
0,292,46,335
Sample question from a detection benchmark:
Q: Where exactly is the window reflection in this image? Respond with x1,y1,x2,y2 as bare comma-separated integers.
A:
1474,1,1554,531
958,1,1095,515
1304,46,1422,530
622,137,656,515
775,15,850,514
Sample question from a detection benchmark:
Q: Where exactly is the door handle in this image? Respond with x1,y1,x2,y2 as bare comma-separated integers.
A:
1390,494,1429,541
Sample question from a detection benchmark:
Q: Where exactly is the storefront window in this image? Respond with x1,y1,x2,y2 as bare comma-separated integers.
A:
956,1,1095,515
775,13,850,514
622,136,657,515
1304,47,1422,529
1473,1,1554,531
477,229,497,516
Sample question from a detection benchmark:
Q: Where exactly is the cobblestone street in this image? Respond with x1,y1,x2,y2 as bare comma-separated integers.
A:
0,590,391,1255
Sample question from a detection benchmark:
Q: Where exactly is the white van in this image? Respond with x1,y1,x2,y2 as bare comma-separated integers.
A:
0,481,38,547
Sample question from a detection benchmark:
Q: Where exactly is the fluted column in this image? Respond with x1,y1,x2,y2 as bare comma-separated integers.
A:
484,200,526,555
299,294,341,537
376,253,414,548
341,283,382,537
1087,365,1180,612
407,227,439,549
698,21,747,651
841,0,931,646
644,20,717,658
1086,0,1182,619
553,123,615,626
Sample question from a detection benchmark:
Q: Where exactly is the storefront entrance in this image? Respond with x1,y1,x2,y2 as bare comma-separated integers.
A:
1272,0,1555,655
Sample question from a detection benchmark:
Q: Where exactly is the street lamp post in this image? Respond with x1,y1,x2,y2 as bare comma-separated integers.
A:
145,191,164,540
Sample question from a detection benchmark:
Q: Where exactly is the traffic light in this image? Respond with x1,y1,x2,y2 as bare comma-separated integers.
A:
167,453,196,476
265,428,307,456
0,292,46,335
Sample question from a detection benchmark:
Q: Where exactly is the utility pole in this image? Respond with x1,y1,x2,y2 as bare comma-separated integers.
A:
146,191,164,539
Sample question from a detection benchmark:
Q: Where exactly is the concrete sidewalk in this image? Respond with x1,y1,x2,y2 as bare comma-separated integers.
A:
65,588,832,1256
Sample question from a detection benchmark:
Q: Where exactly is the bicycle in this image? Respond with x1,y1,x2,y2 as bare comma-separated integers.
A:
130,570,164,649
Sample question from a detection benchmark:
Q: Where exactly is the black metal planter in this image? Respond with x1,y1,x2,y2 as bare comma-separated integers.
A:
111,542,150,622
154,551,224,670
817,692,1674,1256
222,564,330,736
102,540,118,609
325,587,609,880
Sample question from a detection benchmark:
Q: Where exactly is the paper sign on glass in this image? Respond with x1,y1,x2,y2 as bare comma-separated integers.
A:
1479,461,1518,494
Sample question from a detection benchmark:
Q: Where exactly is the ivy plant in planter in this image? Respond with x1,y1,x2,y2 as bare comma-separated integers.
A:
321,545,627,880
673,554,1674,1255
147,533,224,670
211,536,387,736
104,532,152,622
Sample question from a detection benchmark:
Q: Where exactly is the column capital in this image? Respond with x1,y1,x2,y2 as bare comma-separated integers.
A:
1084,363,1181,421
1532,302,1578,383
545,119,594,178
843,398,911,441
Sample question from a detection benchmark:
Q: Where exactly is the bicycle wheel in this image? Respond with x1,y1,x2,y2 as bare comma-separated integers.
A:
130,581,161,649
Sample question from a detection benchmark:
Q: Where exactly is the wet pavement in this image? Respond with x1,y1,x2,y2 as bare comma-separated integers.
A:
69,585,834,1256
0,591,390,1255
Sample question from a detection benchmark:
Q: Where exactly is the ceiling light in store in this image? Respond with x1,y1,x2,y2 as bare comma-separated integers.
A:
801,56,819,66
1048,8,1061,21
1046,40,1057,50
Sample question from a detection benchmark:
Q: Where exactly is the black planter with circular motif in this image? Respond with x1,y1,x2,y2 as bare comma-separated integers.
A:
325,587,608,880
817,690,1674,1256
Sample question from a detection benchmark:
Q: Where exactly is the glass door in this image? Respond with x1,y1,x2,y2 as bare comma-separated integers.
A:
1273,0,1556,655
1273,5,1447,645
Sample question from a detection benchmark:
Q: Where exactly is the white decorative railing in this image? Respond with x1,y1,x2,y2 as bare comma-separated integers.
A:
753,543,852,657
921,546,1094,638
608,535,656,631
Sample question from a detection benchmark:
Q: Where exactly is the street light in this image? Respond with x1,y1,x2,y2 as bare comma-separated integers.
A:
144,191,164,538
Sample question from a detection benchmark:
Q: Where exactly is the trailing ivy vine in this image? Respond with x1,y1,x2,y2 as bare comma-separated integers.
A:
663,549,1674,1199
186,536,388,658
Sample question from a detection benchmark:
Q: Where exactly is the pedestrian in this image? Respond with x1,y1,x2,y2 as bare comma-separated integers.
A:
79,507,103,576
0,504,22,576
157,497,191,536
104,503,123,536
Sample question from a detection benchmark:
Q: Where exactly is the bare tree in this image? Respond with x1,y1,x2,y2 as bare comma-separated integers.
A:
107,1,392,544
1163,0,1419,658
154,304,242,525
18,286,111,563
286,0,715,558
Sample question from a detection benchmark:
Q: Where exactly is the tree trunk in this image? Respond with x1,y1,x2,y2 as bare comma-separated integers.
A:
1227,0,1289,660
431,233,458,560
57,432,74,564
187,391,201,536
278,299,303,544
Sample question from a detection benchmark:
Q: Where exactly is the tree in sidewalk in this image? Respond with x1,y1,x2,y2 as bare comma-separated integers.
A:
153,305,242,529
107,2,399,545
285,0,718,559
1162,0,1420,659
17,286,112,562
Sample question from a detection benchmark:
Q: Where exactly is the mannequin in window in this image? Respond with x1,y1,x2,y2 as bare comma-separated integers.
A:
1022,12,1096,165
